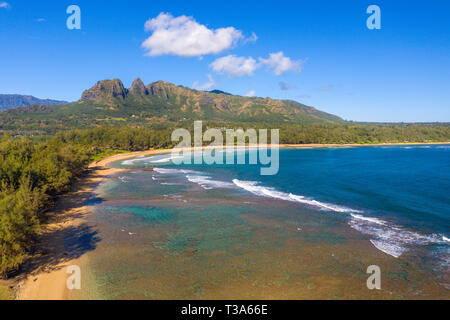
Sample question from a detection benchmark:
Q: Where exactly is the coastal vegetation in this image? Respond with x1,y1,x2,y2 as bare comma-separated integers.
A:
0,78,449,277
0,126,177,277
0,136,89,277
1,124,449,277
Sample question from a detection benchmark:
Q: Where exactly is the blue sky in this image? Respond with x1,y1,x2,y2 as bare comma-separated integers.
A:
0,0,449,122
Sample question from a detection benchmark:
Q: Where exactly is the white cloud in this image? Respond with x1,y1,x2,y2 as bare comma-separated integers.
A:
210,55,258,78
192,74,216,91
142,12,245,57
244,32,258,44
0,2,10,9
36,18,46,22
211,52,303,78
245,90,256,97
259,51,302,75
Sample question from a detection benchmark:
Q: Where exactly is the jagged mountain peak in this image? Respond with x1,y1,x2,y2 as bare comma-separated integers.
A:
81,79,127,101
129,78,147,95
78,77,342,123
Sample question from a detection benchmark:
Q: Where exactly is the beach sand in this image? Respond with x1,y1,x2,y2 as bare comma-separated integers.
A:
15,149,172,300
14,142,449,300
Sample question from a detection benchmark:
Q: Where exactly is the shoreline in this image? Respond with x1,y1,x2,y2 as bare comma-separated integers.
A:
281,141,450,148
14,148,177,300
14,141,450,300
94,141,450,167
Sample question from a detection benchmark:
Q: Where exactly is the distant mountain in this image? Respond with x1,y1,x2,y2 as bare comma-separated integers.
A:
0,94,69,111
0,78,343,131
209,90,232,95
77,78,343,123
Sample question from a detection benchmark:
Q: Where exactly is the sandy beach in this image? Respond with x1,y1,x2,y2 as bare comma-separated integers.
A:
14,142,450,300
15,148,173,300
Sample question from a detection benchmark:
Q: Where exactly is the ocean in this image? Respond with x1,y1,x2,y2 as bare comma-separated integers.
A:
74,145,450,299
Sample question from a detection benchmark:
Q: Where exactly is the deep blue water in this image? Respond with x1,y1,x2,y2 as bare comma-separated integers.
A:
75,143,450,299
117,145,450,259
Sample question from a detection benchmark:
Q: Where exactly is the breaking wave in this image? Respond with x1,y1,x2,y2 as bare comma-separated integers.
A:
349,213,447,258
232,179,360,213
231,179,448,258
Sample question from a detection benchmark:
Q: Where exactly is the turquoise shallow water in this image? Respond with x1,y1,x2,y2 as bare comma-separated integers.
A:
77,145,450,299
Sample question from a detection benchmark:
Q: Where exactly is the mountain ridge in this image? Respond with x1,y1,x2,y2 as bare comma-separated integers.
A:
0,78,345,133
78,78,343,123
0,94,70,111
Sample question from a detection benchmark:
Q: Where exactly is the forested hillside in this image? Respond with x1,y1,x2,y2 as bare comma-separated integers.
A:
0,78,342,133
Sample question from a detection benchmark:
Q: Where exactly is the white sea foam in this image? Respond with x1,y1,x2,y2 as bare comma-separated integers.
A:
153,167,199,175
121,159,134,165
369,240,406,258
230,179,448,259
149,155,186,163
186,175,234,190
159,152,195,164
349,214,446,258
289,194,361,213
232,180,290,201
153,168,183,174
118,176,132,183
122,153,191,165
153,167,232,190
124,158,450,261
350,213,386,225
121,156,155,166
232,179,360,213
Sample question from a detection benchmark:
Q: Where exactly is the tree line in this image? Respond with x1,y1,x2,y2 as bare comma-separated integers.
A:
1,123,449,277
0,137,89,276
0,126,177,277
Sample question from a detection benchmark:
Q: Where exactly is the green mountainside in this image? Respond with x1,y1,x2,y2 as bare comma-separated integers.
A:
0,78,343,133
1,78,449,144
79,78,342,123
0,94,69,111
